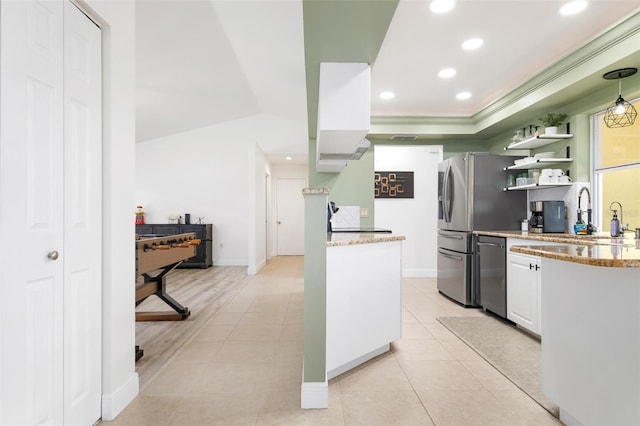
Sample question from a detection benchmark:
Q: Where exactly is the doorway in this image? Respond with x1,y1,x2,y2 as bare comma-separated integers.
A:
275,177,306,255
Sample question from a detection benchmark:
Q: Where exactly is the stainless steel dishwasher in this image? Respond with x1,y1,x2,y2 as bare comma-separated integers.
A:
476,235,507,318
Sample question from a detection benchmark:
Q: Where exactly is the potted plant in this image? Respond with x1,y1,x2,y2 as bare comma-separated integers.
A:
538,113,568,135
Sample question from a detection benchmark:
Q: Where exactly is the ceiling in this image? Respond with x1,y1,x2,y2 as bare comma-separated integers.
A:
135,1,640,164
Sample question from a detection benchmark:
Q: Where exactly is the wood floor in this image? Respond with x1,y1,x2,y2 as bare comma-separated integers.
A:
135,263,250,390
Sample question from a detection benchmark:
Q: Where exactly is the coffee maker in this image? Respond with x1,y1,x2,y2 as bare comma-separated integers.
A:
529,201,565,233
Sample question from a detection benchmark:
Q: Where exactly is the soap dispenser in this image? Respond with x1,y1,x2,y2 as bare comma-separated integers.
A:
610,210,620,237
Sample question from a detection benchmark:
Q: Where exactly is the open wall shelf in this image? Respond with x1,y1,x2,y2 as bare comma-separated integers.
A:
505,182,573,191
505,134,573,150
505,158,573,170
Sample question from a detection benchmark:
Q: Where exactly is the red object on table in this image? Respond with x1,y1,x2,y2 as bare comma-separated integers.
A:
135,205,145,224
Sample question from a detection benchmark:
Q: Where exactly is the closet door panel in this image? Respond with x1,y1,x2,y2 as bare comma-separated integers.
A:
63,2,103,424
0,1,64,424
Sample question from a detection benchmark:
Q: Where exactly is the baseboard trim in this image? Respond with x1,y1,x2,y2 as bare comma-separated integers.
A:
213,259,247,266
101,372,139,421
559,408,581,426
247,259,267,275
327,344,389,380
300,380,329,409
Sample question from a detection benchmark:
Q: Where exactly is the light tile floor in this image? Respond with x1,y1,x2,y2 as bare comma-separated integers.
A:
108,256,562,425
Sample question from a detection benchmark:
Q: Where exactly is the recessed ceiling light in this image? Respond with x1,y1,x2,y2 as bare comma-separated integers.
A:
438,68,456,79
380,91,395,100
429,0,455,14
560,0,588,15
285,156,292,161
456,92,471,100
462,38,483,50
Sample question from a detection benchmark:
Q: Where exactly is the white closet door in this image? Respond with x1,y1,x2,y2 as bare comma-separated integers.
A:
63,2,102,424
0,1,65,424
0,1,102,424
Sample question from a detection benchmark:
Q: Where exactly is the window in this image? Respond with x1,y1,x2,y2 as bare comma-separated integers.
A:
592,98,640,233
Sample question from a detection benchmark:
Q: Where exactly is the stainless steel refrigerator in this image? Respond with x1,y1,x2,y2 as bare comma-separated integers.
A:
437,152,526,306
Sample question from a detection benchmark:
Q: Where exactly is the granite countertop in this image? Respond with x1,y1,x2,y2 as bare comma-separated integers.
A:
327,232,405,247
510,243,640,268
474,230,640,268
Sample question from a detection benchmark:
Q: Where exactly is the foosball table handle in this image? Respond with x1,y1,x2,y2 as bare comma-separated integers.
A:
190,239,201,245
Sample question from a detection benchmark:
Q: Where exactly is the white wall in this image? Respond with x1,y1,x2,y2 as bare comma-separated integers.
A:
82,0,138,420
248,144,268,274
136,120,256,266
374,145,442,277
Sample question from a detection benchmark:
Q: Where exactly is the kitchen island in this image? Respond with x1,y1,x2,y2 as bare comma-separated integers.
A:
325,231,405,379
478,230,640,425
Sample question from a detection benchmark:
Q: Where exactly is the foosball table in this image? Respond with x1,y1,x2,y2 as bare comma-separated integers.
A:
135,232,201,361
135,232,201,322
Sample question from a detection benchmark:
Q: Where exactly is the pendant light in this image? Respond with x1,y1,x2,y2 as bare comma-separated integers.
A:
602,67,637,128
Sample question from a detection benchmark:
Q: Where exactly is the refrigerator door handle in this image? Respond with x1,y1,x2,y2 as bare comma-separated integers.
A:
443,164,452,223
438,232,463,240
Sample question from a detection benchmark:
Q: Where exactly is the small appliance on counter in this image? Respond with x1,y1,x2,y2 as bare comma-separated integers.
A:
327,201,339,233
529,201,565,233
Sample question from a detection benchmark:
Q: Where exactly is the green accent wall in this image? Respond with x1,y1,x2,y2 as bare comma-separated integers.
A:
301,0,399,391
302,0,400,141
302,190,328,383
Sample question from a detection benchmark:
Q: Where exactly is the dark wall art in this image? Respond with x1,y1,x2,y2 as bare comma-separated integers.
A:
374,171,414,198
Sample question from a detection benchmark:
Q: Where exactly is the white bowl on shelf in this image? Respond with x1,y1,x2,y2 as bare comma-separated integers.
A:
516,177,528,186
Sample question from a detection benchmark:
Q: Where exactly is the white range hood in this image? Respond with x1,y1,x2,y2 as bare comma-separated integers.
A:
316,62,371,173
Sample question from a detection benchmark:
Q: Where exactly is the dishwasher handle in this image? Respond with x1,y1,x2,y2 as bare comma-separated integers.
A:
477,242,505,249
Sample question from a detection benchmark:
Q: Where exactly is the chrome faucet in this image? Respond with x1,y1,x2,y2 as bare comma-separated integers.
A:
609,201,626,234
578,187,593,233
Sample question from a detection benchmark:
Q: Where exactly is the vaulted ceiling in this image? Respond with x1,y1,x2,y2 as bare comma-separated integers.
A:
136,1,640,163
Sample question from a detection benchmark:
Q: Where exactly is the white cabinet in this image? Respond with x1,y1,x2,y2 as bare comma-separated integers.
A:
506,238,568,336
507,252,542,335
326,239,402,379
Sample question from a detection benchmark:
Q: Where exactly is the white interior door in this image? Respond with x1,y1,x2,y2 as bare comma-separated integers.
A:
63,2,102,424
276,178,305,255
1,2,65,423
0,1,102,424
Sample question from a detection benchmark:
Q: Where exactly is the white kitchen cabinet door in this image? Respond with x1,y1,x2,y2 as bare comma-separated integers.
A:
507,252,541,335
